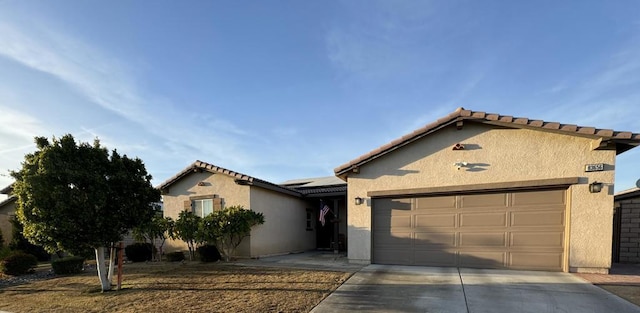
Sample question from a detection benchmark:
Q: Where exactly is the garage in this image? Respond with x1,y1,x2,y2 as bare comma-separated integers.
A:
372,188,567,271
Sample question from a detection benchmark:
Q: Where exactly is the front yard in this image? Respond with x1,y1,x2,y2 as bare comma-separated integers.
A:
0,261,352,312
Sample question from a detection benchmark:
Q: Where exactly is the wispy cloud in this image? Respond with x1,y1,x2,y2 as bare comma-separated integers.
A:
0,18,260,182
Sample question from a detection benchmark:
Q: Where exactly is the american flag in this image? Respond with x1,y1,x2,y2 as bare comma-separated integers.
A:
319,205,330,226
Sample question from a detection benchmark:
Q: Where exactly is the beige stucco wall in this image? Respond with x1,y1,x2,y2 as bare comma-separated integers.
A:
248,187,315,256
162,171,251,253
0,199,16,246
346,123,616,272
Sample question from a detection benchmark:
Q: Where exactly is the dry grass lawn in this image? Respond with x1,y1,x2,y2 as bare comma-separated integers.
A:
0,262,352,313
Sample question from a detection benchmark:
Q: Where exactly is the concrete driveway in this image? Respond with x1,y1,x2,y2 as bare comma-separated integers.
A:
311,265,640,313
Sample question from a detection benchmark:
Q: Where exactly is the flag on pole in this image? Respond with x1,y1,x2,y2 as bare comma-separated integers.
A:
319,205,330,226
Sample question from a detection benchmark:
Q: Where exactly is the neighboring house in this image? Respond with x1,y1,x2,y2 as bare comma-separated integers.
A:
0,184,16,246
334,107,640,273
158,160,347,258
612,187,640,264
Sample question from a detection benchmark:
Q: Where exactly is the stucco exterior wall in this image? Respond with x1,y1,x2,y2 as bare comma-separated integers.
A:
346,123,616,272
0,199,16,246
248,187,315,256
162,171,251,252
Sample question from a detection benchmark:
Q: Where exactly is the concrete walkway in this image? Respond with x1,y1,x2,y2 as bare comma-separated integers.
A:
311,265,640,313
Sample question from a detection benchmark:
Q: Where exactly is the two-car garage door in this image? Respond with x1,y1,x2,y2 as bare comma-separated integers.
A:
372,189,567,271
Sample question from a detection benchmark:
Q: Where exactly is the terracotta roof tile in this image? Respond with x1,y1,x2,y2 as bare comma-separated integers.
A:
529,120,544,127
596,129,614,137
577,127,595,134
560,124,578,132
334,107,640,177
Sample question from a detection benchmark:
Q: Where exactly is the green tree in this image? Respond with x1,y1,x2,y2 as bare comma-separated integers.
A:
172,211,201,261
132,211,174,261
11,135,160,291
200,206,264,261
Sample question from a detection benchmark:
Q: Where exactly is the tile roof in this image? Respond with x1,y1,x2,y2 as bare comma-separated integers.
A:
334,107,640,177
280,176,346,188
157,160,302,197
0,183,13,195
0,195,16,208
296,185,347,196
615,187,640,201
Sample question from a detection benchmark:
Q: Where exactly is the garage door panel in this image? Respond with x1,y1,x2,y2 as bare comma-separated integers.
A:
374,198,412,214
510,252,563,270
459,233,507,247
415,196,456,210
414,250,457,266
373,230,411,246
459,251,505,268
415,232,456,247
460,193,507,208
459,212,507,227
512,189,565,206
511,211,564,227
372,188,567,271
415,214,456,228
511,232,563,248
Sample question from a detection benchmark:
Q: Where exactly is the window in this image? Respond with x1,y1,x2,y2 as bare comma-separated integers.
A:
306,209,313,231
193,199,214,217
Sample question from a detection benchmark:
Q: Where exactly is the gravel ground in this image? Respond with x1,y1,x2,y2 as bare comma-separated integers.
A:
0,270,56,288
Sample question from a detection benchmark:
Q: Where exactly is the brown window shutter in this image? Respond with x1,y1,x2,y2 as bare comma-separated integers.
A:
183,200,191,211
213,198,223,211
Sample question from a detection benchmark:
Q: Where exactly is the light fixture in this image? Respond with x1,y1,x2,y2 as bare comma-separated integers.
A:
197,181,206,186
355,197,364,205
589,181,603,193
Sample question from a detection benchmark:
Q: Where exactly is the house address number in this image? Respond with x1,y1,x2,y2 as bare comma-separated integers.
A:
585,163,604,172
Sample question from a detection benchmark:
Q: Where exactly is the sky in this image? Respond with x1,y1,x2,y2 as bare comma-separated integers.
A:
1,0,639,199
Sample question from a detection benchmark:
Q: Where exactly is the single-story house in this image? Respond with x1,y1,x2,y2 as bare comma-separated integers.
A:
334,107,640,274
158,161,347,257
0,184,16,245
612,187,640,263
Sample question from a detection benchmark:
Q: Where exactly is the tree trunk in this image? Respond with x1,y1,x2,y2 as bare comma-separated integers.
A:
107,245,116,283
95,247,112,291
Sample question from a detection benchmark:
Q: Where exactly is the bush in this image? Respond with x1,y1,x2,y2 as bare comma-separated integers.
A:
0,251,38,275
52,256,85,275
0,246,10,260
9,217,51,262
166,251,185,262
196,244,221,262
125,243,155,262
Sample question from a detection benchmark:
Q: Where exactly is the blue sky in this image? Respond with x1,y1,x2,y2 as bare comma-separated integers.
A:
1,1,639,197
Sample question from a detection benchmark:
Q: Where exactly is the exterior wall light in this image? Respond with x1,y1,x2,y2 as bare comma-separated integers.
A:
355,197,364,205
589,181,603,193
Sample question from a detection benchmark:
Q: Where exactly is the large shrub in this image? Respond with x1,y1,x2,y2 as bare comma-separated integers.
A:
0,251,38,275
52,256,85,275
125,243,155,262
166,251,185,262
9,216,50,261
196,244,221,262
0,246,10,260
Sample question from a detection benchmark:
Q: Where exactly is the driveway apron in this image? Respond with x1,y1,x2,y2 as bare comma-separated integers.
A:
311,265,640,313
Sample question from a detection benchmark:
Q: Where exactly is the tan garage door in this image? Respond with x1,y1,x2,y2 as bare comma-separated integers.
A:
372,189,567,271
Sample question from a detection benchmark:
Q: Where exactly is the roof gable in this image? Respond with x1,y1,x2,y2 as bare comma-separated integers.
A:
334,107,640,178
158,160,302,197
